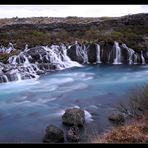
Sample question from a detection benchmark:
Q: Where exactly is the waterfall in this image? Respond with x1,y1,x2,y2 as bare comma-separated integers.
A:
8,53,42,81
24,44,29,52
141,51,146,64
0,43,15,54
8,56,16,64
128,48,135,64
133,53,138,64
96,44,101,63
5,43,16,54
113,41,122,64
108,51,112,63
0,46,6,53
75,43,88,64
61,45,82,68
3,75,9,82
122,44,137,64
83,45,89,63
43,45,82,70
23,54,30,65
17,72,22,81
1,41,147,84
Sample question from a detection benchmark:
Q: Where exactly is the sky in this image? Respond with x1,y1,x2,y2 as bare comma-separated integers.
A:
0,5,148,18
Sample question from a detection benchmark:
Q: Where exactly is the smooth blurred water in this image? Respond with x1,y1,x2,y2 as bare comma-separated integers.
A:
0,64,148,143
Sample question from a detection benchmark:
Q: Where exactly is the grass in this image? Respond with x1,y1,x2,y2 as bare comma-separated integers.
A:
93,117,148,143
0,13,148,50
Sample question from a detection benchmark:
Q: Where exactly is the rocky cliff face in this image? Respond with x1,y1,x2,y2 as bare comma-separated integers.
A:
0,41,148,83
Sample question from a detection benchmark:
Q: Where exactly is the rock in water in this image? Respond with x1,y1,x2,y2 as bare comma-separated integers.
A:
43,125,64,143
67,126,80,142
62,108,85,127
108,112,125,123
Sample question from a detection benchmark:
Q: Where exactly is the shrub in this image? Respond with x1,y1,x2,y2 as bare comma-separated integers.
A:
98,120,148,143
116,83,148,118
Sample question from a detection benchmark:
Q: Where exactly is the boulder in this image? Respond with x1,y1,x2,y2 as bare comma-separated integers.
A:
43,125,64,143
108,112,125,123
67,126,80,142
62,108,85,127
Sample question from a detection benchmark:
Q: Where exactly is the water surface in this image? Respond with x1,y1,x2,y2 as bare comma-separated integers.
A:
0,64,148,142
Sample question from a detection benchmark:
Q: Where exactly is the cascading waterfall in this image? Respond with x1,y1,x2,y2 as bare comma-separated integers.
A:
133,54,138,64
61,45,83,68
16,71,22,81
128,48,135,65
43,45,82,70
141,51,146,64
83,45,89,64
3,75,9,82
0,41,148,83
24,44,29,52
6,43,16,54
0,46,6,53
96,44,101,63
75,42,88,64
5,44,82,83
113,41,122,64
122,44,138,64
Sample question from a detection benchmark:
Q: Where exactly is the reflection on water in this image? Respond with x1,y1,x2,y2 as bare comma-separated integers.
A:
0,64,148,142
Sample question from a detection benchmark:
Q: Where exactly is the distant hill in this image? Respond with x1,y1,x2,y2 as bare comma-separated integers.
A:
0,13,148,50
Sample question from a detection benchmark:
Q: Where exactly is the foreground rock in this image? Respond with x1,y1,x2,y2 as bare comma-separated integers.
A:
67,126,80,142
62,108,85,127
108,112,125,123
43,125,64,143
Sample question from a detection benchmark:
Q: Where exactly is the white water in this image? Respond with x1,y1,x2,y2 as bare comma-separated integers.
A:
1,42,147,83
134,53,138,64
3,75,9,82
113,41,122,64
17,72,22,81
7,44,82,82
43,45,82,70
0,46,6,53
141,51,146,64
75,43,88,63
122,44,138,64
128,48,135,64
96,44,101,63
0,43,16,54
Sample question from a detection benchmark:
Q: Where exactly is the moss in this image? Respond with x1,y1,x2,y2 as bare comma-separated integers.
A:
0,49,21,63
32,30,44,37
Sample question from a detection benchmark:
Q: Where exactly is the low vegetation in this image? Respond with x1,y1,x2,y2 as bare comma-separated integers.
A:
90,84,148,143
0,13,148,50
117,84,148,118
95,118,148,143
0,49,21,63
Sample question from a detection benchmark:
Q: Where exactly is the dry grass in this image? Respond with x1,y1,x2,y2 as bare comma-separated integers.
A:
91,116,148,143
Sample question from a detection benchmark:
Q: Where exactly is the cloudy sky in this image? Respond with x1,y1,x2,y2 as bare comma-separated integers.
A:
0,5,148,18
